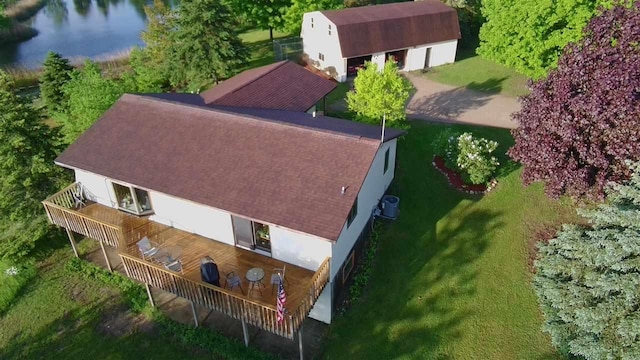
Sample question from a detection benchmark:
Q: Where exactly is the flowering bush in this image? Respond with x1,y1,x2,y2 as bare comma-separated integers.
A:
456,133,499,184
432,129,461,169
433,131,500,185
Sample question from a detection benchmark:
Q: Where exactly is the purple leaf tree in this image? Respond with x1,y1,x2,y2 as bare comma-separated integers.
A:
508,1,640,200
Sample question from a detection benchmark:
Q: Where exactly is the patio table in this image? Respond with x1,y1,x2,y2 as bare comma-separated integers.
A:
246,267,265,295
153,245,183,265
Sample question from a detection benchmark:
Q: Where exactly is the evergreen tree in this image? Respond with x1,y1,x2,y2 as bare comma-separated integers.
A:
346,61,412,128
40,51,73,115
169,0,249,90
130,0,175,91
534,162,640,359
0,71,67,260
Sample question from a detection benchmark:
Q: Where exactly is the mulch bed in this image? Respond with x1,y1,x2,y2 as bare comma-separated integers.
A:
432,156,497,194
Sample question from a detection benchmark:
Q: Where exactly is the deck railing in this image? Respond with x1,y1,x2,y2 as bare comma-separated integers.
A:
42,183,123,248
120,254,331,339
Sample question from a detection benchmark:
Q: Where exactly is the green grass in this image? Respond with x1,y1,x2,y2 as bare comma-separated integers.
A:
325,82,351,107
0,259,37,314
323,122,573,359
0,240,270,360
423,49,531,98
239,29,290,44
241,29,293,72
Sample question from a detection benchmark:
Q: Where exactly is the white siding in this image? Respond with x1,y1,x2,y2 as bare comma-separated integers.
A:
308,286,332,323
405,45,429,71
75,169,115,207
301,12,346,81
270,226,333,324
331,139,397,280
371,52,385,70
270,226,332,271
424,39,458,67
149,192,235,246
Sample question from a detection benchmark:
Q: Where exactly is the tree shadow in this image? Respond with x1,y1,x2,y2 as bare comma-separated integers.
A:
407,78,507,122
323,123,507,359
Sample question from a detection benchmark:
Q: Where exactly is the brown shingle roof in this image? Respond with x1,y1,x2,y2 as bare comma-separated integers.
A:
200,61,337,112
56,94,404,241
321,1,461,58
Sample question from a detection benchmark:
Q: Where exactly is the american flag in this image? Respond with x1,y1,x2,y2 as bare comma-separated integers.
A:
276,280,287,323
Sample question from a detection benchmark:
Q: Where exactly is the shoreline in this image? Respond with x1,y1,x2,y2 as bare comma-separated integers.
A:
0,0,47,45
2,51,132,89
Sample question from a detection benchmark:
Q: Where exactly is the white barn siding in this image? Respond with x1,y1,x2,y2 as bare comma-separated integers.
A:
331,139,397,280
301,12,346,81
405,46,429,71
149,192,235,246
76,169,115,207
425,39,458,67
371,52,386,70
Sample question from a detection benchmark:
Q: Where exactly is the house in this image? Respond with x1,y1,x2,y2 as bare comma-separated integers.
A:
42,65,404,347
301,0,461,82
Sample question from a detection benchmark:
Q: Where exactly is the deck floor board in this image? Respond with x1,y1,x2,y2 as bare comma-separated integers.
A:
78,203,314,310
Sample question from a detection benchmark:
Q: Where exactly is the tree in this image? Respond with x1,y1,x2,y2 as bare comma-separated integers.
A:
534,162,640,360
478,0,610,79
57,60,134,142
131,0,174,91
346,61,412,128
282,0,342,35
40,51,73,115
169,0,249,90
508,2,640,200
0,71,67,260
226,0,291,40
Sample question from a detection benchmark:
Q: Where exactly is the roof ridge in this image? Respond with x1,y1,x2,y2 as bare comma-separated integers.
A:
130,94,381,145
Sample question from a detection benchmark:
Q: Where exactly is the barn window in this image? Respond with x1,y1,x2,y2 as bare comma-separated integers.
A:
347,196,358,227
328,24,332,35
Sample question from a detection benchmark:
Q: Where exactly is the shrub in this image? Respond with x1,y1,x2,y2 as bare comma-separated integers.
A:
432,128,460,169
456,132,499,184
433,131,500,185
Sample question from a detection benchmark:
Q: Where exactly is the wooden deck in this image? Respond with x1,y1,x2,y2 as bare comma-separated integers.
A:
42,183,330,339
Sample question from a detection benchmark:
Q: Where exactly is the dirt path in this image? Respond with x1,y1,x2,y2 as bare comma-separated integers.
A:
405,73,521,129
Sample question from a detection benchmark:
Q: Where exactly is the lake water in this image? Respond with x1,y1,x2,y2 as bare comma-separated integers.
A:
0,0,174,68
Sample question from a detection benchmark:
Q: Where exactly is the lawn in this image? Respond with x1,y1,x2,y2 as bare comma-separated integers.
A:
423,49,531,98
240,29,293,71
323,122,573,359
0,240,271,360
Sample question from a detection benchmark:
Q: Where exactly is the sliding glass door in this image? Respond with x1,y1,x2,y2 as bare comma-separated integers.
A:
112,182,153,215
231,216,271,254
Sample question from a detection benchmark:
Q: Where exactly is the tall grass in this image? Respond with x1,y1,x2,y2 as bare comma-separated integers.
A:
1,49,133,89
0,259,37,314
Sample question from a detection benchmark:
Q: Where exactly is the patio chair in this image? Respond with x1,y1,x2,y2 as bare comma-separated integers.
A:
164,259,183,274
136,236,159,260
224,271,244,294
72,185,86,208
270,267,290,294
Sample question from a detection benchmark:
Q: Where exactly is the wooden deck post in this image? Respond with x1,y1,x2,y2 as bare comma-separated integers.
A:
241,318,250,347
190,300,199,327
65,228,79,258
145,283,155,307
99,240,112,272
298,325,304,360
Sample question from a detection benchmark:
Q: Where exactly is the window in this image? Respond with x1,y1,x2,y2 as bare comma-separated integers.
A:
112,182,152,215
384,148,390,174
311,17,314,28
319,53,325,61
328,24,332,35
342,251,355,284
347,196,358,227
